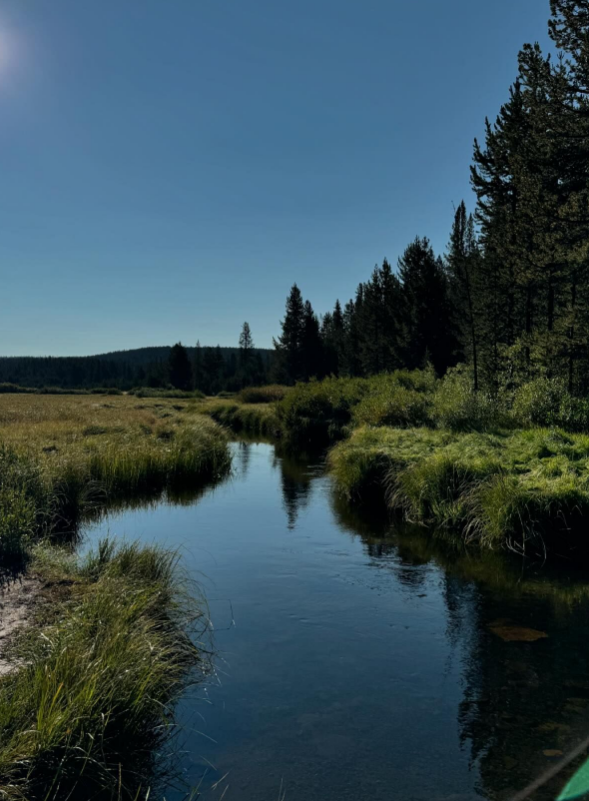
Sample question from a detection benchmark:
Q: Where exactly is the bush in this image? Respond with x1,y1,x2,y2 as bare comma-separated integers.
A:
353,374,434,429
512,378,566,427
200,400,281,437
277,377,369,445
89,387,124,396
432,366,503,431
238,385,290,404
556,394,589,432
511,377,589,432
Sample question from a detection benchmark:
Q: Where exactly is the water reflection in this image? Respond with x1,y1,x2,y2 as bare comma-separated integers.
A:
329,483,589,801
274,445,317,530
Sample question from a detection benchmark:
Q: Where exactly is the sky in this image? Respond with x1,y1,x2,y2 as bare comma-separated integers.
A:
0,0,553,356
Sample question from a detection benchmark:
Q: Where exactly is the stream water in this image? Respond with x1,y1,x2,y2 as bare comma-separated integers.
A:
85,439,589,801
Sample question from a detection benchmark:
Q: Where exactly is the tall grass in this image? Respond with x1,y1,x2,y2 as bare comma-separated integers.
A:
130,387,205,399
0,395,230,559
199,399,281,438
0,539,207,800
330,426,589,552
238,385,290,404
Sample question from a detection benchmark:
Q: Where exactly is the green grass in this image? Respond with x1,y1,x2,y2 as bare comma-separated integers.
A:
330,426,589,551
276,376,370,445
0,395,231,563
0,397,226,799
129,387,206,399
199,399,282,438
237,384,290,404
0,539,206,800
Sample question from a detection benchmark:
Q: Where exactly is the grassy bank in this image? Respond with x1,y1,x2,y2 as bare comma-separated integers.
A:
0,394,231,564
0,539,206,800
0,395,228,798
199,398,282,438
330,426,589,553
266,369,589,553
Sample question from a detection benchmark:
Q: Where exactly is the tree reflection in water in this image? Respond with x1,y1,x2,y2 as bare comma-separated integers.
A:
328,477,589,801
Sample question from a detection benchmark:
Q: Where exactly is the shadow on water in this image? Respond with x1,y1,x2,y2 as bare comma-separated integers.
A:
330,480,589,800
83,438,589,801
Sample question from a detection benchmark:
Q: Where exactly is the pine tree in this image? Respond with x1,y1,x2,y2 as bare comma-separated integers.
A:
301,300,323,380
239,322,254,355
273,284,305,384
398,238,458,375
168,343,193,391
320,300,346,377
342,288,364,377
354,260,403,375
193,341,203,391
447,202,482,390
238,322,255,387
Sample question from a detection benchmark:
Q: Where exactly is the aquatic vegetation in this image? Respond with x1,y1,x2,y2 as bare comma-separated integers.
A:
0,539,207,800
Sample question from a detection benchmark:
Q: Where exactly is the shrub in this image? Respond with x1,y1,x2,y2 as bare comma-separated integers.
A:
511,378,567,427
130,387,205,399
277,377,369,445
353,378,433,428
511,378,589,432
89,387,124,396
432,366,503,431
238,385,290,404
200,400,281,437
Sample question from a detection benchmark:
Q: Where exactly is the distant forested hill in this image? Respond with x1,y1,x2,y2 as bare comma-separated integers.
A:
0,346,275,391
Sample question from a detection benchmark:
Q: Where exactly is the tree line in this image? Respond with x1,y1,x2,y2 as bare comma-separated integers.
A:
11,1,589,396
271,0,589,393
0,344,274,393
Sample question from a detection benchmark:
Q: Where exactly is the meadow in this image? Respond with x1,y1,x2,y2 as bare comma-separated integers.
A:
0,393,230,563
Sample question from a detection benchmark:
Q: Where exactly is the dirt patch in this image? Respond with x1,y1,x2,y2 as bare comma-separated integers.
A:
0,578,41,675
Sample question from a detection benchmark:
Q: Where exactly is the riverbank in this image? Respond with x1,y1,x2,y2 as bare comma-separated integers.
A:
0,394,230,562
0,394,230,799
330,426,589,553
0,539,205,800
199,372,589,555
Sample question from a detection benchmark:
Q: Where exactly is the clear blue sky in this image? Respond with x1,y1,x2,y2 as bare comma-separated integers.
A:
0,0,552,355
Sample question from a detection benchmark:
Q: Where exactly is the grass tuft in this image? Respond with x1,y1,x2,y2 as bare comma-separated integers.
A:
0,539,206,800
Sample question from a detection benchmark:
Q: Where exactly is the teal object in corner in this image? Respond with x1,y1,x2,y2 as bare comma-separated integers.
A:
558,758,589,800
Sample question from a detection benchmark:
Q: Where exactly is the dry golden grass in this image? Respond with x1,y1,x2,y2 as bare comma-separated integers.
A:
0,394,230,543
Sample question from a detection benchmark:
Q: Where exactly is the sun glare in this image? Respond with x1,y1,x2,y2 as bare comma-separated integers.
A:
0,21,19,88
